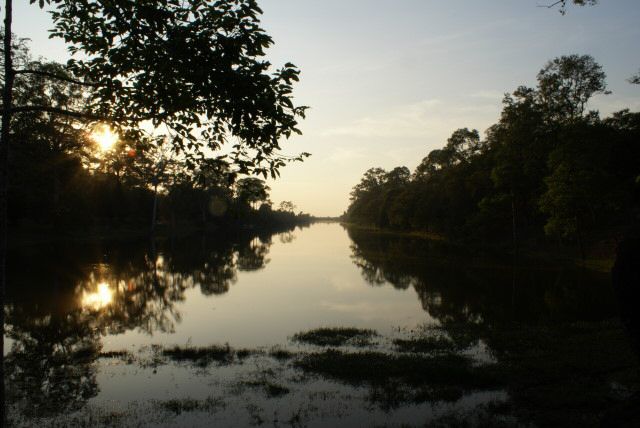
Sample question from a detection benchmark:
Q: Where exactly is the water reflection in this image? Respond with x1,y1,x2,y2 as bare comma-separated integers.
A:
6,304,101,418
81,281,114,310
4,224,623,424
5,228,292,418
346,227,617,326
346,227,636,427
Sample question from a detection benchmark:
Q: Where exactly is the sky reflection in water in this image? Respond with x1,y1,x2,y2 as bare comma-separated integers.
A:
7,223,615,351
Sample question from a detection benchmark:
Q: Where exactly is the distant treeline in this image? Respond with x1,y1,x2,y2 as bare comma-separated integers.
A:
345,55,640,252
9,135,312,234
7,43,312,237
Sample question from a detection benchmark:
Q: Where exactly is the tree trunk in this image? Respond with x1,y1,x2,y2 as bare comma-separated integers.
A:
575,215,586,262
1,1,14,423
151,183,158,235
511,191,518,255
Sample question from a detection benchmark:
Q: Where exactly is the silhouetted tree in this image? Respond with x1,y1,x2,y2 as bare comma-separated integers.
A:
279,200,296,213
537,54,608,123
236,177,270,209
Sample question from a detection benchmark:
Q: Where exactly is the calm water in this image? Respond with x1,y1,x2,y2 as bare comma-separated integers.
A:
5,223,620,427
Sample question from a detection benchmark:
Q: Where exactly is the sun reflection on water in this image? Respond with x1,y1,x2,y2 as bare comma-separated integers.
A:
82,282,114,310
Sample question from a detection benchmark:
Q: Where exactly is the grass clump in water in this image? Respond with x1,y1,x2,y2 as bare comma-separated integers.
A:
292,327,377,347
294,349,502,388
269,347,296,360
163,344,237,366
393,336,455,353
99,350,135,362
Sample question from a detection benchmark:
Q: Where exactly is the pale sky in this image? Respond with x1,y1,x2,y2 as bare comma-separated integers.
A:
13,0,640,216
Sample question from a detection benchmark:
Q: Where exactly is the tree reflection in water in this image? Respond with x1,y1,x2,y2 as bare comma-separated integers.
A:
5,307,101,419
346,227,639,427
4,228,284,419
347,227,617,327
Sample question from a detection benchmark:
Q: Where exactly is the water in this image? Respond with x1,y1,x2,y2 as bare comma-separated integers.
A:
4,223,625,427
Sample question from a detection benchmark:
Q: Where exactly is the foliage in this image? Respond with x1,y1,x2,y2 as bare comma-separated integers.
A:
536,54,608,122
235,177,269,208
346,55,640,248
278,200,296,212
30,0,309,177
3,20,312,233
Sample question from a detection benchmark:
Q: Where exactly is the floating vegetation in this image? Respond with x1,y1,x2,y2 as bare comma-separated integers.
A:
98,350,136,364
292,327,378,347
269,347,296,360
236,348,258,360
155,396,226,415
9,321,639,427
294,349,502,389
162,344,237,366
243,379,291,398
393,336,456,353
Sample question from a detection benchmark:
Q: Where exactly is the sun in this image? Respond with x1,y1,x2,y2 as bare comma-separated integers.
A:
91,124,119,151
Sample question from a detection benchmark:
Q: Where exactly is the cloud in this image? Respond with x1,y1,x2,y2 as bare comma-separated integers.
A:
325,147,367,163
591,96,640,116
470,90,505,101
320,98,500,140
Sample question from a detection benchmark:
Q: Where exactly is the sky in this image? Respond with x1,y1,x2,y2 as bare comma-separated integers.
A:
13,0,640,216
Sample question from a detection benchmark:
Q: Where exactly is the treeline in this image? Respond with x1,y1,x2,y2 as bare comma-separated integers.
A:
6,41,311,236
346,55,640,251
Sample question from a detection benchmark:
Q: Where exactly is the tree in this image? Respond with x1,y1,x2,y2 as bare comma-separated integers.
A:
444,128,483,163
2,0,308,420
538,119,621,258
485,86,548,248
536,54,608,123
385,166,410,186
349,167,387,201
278,200,296,212
236,177,270,209
8,58,95,224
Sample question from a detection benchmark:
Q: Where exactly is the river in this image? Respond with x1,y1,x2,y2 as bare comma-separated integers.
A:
5,223,632,427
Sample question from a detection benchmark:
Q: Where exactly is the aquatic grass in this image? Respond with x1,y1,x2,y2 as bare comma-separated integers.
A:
294,349,502,388
237,348,260,360
162,344,236,366
155,397,226,415
366,381,466,410
243,379,291,398
393,336,456,353
269,346,296,360
292,327,378,347
98,350,135,363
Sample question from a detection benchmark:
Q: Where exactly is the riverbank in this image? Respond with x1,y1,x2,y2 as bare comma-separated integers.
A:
8,217,315,248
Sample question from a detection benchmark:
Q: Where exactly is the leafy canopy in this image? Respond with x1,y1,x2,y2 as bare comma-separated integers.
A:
537,54,608,123
31,0,309,177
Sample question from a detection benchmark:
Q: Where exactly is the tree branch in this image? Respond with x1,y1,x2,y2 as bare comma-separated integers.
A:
8,105,110,121
539,0,564,8
13,69,98,87
3,105,161,124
